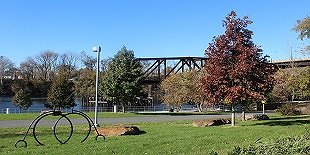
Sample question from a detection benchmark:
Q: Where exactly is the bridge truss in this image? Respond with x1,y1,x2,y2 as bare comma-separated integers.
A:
137,57,207,84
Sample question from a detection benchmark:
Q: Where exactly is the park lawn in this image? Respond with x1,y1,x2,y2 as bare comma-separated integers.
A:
0,114,309,155
0,112,142,121
0,111,226,121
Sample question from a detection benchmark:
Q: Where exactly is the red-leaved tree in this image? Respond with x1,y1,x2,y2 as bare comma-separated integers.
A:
201,11,277,125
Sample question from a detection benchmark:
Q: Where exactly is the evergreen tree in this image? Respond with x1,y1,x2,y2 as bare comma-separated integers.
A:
102,46,143,112
47,71,75,109
12,89,32,110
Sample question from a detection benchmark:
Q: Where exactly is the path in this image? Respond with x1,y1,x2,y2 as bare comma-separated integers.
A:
0,114,234,128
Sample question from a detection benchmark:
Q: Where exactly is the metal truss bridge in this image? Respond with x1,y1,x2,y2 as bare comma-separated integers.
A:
137,57,310,84
137,56,310,103
137,57,207,84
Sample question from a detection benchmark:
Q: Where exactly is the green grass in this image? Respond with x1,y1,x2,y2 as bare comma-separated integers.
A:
0,112,141,121
0,115,309,155
0,111,225,121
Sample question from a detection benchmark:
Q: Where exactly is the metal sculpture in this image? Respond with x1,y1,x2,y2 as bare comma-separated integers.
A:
15,109,105,148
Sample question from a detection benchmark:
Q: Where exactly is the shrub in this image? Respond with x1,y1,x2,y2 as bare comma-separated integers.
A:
225,133,310,155
276,103,301,115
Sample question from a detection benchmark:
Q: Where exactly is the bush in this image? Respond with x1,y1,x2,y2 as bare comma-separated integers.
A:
276,103,301,115
226,133,310,155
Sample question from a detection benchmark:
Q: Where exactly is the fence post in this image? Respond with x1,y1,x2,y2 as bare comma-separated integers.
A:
113,105,117,113
262,104,265,114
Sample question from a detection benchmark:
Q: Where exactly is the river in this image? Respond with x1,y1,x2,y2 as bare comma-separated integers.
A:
0,97,82,110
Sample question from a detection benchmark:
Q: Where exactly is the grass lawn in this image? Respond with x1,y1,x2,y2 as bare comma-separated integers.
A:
0,111,226,121
0,112,140,121
0,115,309,155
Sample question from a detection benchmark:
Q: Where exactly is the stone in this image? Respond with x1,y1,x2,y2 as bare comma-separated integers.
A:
95,125,142,137
249,114,269,120
192,119,231,127
298,104,310,115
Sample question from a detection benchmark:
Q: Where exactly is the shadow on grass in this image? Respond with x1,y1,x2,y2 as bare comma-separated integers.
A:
251,115,310,126
0,132,23,139
125,130,146,136
136,112,228,116
268,115,310,121
253,120,310,126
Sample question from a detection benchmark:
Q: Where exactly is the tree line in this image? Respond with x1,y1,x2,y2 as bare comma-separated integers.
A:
0,47,143,112
1,11,309,115
160,11,309,125
161,12,310,107
1,51,96,97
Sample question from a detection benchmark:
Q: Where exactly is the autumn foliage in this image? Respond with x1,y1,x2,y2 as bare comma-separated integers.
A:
201,11,277,105
160,71,205,111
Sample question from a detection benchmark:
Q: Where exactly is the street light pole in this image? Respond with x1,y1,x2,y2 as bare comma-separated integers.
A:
93,46,101,127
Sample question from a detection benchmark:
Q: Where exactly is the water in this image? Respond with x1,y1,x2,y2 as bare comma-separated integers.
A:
0,97,82,110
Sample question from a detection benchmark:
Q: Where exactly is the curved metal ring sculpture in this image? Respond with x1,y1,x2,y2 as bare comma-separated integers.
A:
15,109,105,148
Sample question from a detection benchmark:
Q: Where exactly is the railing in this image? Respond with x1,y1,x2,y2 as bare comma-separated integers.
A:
1,104,263,114
1,108,50,114
2,101,309,114
1,105,198,114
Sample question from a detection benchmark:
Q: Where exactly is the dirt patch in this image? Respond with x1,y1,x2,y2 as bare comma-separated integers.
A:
95,125,144,137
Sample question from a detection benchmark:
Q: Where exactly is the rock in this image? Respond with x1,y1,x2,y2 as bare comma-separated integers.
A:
298,104,310,115
95,125,142,136
251,114,269,120
192,119,231,127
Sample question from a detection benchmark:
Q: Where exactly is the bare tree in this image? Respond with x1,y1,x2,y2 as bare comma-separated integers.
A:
80,51,96,71
20,58,37,81
0,56,15,83
27,51,59,81
58,52,79,78
100,58,111,73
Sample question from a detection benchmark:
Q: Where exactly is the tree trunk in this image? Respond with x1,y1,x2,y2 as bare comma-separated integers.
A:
122,105,126,113
231,104,235,126
241,110,245,121
198,104,203,112
262,104,265,114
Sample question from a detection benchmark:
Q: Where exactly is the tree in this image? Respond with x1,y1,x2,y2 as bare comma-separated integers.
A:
12,89,32,110
201,11,277,125
272,67,310,101
100,58,112,73
102,46,143,112
0,56,15,96
75,68,96,97
47,71,75,109
161,70,205,112
271,70,292,102
297,67,310,100
80,51,97,71
20,58,37,81
0,56,15,84
57,52,78,79
293,16,310,53
27,51,59,81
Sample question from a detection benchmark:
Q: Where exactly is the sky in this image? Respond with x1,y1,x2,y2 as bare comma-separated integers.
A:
0,0,309,65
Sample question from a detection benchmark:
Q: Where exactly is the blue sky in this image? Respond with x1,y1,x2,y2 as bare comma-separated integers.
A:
0,0,309,65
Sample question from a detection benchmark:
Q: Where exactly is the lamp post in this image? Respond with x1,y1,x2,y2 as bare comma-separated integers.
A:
93,46,101,127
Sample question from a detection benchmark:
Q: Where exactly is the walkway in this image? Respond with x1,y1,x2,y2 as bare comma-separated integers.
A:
0,114,234,128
